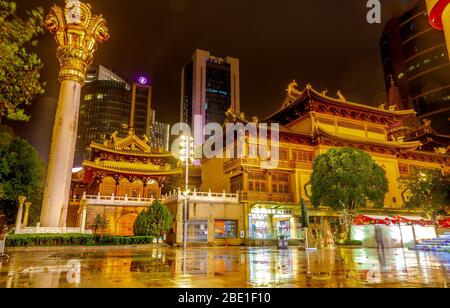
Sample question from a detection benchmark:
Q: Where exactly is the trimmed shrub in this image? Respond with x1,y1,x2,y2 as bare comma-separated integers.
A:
5,234,155,247
134,200,173,237
336,239,363,246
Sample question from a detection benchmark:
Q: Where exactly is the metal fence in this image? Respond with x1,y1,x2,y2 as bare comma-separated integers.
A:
186,220,208,243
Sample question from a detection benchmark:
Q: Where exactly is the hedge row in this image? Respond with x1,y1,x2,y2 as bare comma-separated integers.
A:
5,234,156,247
336,240,363,246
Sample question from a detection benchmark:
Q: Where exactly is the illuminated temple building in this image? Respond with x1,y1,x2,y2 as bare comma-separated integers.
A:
68,130,182,236
199,81,449,245
67,81,449,245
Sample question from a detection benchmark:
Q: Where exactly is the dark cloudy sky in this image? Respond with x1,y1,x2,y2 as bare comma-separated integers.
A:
8,0,416,161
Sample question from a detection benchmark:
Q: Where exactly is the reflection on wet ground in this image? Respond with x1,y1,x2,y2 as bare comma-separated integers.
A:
0,246,449,288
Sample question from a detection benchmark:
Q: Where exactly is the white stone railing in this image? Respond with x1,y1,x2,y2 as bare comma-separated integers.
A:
71,193,159,207
164,189,240,204
71,190,240,207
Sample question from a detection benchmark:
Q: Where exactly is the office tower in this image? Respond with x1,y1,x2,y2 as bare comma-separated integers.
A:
181,49,240,139
75,66,131,167
131,81,152,137
148,109,171,152
380,0,450,133
86,64,130,86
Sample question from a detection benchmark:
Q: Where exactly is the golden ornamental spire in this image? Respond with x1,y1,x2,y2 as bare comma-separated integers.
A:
44,0,110,85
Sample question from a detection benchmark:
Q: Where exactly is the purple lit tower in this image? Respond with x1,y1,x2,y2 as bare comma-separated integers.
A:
131,75,153,136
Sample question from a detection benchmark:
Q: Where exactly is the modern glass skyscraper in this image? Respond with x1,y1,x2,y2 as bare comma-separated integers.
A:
131,83,152,137
74,66,153,167
147,109,170,152
75,66,131,167
380,0,450,133
181,49,240,142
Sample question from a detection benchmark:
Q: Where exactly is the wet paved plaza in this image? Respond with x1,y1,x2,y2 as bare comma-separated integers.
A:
0,246,449,288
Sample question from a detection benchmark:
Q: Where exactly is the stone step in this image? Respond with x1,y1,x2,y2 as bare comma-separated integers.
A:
413,244,450,251
421,240,450,245
415,245,450,250
414,244,450,250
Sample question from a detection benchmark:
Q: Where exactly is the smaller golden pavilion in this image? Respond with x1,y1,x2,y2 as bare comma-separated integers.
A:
67,130,182,235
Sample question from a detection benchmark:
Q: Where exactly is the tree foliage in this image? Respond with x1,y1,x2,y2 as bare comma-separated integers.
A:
0,133,44,224
0,0,45,122
311,147,388,239
134,200,173,237
401,169,449,220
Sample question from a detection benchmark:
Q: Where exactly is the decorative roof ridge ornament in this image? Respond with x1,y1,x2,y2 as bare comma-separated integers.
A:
434,147,448,155
281,80,303,109
423,119,433,133
337,90,346,101
142,134,150,145
111,131,119,144
287,80,302,96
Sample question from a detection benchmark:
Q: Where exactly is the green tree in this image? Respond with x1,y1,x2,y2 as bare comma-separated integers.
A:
91,213,109,242
401,169,449,220
311,147,388,240
0,133,44,224
0,0,45,123
134,200,173,237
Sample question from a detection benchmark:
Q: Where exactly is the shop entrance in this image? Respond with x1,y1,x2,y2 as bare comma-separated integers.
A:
275,218,291,239
249,207,297,240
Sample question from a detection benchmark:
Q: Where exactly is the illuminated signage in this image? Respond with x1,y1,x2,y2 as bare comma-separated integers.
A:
138,76,148,85
251,208,292,216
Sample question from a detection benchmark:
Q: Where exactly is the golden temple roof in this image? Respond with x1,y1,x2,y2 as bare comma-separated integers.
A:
267,83,416,121
82,130,183,178
316,126,422,150
83,160,183,176
90,129,174,158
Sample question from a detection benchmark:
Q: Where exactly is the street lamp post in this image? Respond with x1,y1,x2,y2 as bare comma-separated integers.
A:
179,135,194,250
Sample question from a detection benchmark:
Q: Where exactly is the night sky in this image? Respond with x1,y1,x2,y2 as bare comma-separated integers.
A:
8,0,416,161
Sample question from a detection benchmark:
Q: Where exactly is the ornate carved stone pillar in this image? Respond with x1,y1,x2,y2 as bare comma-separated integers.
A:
23,202,32,227
40,0,110,227
14,196,26,234
79,199,88,234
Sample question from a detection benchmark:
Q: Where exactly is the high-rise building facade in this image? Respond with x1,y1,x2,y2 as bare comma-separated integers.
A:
86,64,130,86
181,49,240,140
380,0,450,133
75,66,131,167
74,66,153,167
147,109,170,152
131,82,152,137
